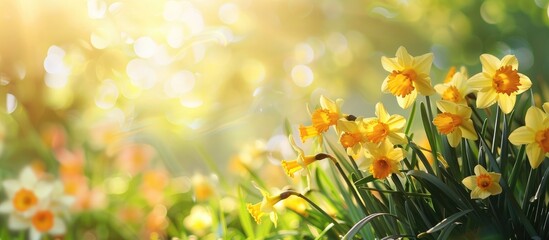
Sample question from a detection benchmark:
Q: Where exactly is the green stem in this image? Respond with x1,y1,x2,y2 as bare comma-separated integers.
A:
491,106,501,158
425,96,440,175
287,191,341,229
328,156,369,215
358,187,431,197
348,155,363,177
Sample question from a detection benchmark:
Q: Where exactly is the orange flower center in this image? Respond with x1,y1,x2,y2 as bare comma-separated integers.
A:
13,188,38,212
311,109,339,133
433,112,462,134
365,121,389,144
32,210,54,232
370,157,392,179
493,65,520,95
340,132,363,148
535,128,549,153
299,125,319,143
444,66,456,83
476,174,492,190
441,86,462,103
387,69,417,97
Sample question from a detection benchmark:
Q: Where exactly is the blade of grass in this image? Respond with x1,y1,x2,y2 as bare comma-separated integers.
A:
341,213,401,240
418,209,472,237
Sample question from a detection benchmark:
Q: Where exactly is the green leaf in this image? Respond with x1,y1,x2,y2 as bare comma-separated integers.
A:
238,187,255,239
354,175,376,186
341,213,400,240
532,166,549,202
420,209,472,236
407,170,468,210
314,223,335,240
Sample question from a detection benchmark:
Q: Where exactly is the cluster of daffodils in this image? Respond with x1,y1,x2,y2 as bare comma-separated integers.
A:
0,167,73,240
247,45,543,227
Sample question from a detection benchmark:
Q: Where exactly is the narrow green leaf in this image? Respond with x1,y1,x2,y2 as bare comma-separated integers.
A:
436,222,460,240
407,170,468,210
354,175,376,186
314,223,335,240
237,187,255,239
341,213,400,240
532,166,549,202
423,209,472,235
405,101,417,136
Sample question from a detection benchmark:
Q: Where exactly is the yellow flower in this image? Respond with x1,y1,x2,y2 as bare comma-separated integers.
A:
468,54,532,114
508,106,549,169
434,69,471,105
362,141,405,179
432,101,477,147
443,66,457,83
281,135,318,178
183,205,212,237
338,119,365,156
299,95,343,142
246,183,285,227
362,102,407,145
381,46,435,109
462,165,502,199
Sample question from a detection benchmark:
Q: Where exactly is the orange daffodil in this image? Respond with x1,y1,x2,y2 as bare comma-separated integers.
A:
281,135,319,178
338,118,366,156
381,46,435,109
462,165,502,199
0,167,73,240
508,106,549,169
468,54,532,114
299,95,343,143
362,141,405,179
434,67,472,105
432,101,477,147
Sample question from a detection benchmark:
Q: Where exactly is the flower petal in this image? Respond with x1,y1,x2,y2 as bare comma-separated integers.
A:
497,94,516,114
386,115,406,130
476,90,498,109
525,106,545,130
526,143,544,169
413,52,434,74
387,132,407,145
486,183,502,196
447,131,461,148
381,56,401,72
462,176,477,190
20,167,38,188
434,84,448,96
3,180,20,197
544,102,549,114
517,73,532,94
480,54,500,75
436,100,457,114
396,90,417,109
500,55,518,69
474,164,488,175
8,214,30,230
375,102,390,122
414,76,435,96
387,148,404,162
396,46,413,67
270,212,278,228
471,187,490,199
508,126,535,145
381,77,390,93
489,172,501,182
460,120,478,140
49,216,67,234
0,201,13,213
467,73,492,90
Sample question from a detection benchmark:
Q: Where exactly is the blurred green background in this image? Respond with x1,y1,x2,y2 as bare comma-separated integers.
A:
1,0,549,191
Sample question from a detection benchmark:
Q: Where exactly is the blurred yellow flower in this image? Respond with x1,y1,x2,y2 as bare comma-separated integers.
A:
363,102,407,145
299,95,343,142
184,205,212,237
381,46,435,109
191,174,215,202
508,106,549,169
433,101,477,147
434,70,471,105
281,135,317,178
468,54,532,114
462,165,502,199
443,66,457,83
362,141,405,179
246,183,285,227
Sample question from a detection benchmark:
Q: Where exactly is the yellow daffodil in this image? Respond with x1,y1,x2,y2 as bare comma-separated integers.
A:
434,70,471,105
363,102,407,145
281,135,318,178
338,118,366,156
443,66,457,83
462,165,502,199
362,141,405,179
246,183,286,227
468,54,532,114
0,167,52,218
432,101,477,147
381,46,435,109
508,106,549,169
183,205,212,237
299,95,343,142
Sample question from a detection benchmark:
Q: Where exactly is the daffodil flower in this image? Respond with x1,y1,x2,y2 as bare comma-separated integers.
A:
28,208,67,240
299,95,343,142
508,106,549,169
0,167,53,218
362,141,405,179
338,118,365,156
434,70,472,105
246,182,286,227
381,46,435,109
281,135,318,178
432,101,477,147
468,54,532,114
462,165,502,199
362,102,407,145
